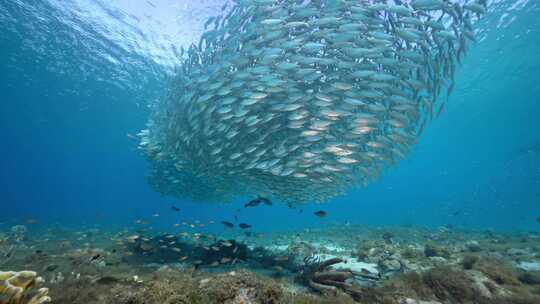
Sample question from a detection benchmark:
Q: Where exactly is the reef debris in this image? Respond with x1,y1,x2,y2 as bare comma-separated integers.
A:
296,255,363,300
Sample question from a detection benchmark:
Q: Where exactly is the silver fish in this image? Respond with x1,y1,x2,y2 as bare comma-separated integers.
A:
140,0,484,205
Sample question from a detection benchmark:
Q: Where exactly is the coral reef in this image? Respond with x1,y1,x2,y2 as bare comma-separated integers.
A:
0,271,51,304
2,224,540,303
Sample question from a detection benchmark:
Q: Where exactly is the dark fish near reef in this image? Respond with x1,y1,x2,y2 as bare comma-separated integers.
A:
171,205,180,212
89,254,101,262
3,246,14,258
536,217,540,224
244,196,272,208
382,232,394,245
314,211,327,218
260,197,272,206
244,198,261,208
239,223,251,229
451,210,462,217
221,221,234,229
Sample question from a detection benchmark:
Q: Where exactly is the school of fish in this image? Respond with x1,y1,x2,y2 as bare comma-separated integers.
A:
139,0,486,205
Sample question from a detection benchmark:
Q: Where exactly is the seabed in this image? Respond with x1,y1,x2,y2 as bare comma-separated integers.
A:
1,224,540,304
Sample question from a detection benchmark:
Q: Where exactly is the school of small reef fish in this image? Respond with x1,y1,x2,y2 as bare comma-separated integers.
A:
139,0,486,205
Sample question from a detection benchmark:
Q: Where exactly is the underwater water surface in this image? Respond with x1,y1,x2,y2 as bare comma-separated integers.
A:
1,1,540,303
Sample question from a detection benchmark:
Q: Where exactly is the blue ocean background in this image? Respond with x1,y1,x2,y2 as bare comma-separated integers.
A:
1,0,539,235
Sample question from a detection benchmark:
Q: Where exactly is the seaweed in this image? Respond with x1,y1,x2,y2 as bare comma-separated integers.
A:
476,258,522,286
424,242,451,258
422,266,475,302
380,271,431,300
379,266,477,303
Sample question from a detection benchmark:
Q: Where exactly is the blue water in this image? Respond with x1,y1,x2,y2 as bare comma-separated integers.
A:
1,0,539,234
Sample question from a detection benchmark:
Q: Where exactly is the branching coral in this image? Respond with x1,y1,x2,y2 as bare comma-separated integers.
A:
0,271,51,304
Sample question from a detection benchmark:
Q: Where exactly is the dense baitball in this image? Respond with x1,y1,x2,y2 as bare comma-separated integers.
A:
140,0,485,204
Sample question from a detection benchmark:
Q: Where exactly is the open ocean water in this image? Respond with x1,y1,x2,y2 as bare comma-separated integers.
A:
1,1,540,304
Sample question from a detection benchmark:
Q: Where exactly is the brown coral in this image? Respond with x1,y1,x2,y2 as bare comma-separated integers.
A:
0,271,51,304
